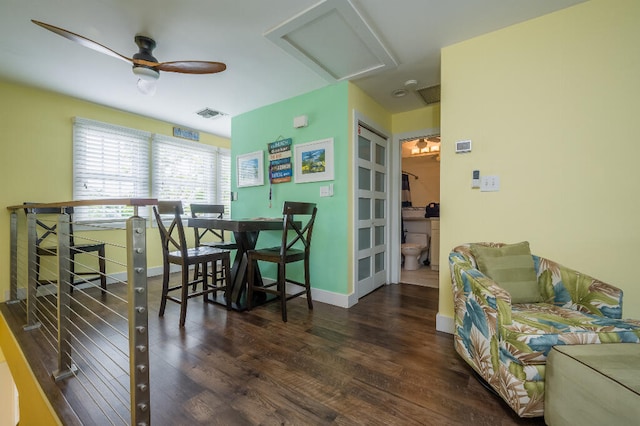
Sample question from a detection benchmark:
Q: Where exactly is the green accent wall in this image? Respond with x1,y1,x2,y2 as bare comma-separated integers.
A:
231,82,350,294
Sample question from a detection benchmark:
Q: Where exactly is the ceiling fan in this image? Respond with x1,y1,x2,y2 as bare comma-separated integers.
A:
32,19,226,95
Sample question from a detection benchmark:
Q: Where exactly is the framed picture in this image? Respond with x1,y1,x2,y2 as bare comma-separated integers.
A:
236,150,264,187
294,138,334,183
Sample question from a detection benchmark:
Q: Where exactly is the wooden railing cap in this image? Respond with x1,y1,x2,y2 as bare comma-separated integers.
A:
7,198,158,212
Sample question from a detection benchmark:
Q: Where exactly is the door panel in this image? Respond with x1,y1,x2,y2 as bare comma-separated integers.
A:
355,125,388,298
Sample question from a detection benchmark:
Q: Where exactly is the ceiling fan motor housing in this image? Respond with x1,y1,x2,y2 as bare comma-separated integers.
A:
133,35,158,67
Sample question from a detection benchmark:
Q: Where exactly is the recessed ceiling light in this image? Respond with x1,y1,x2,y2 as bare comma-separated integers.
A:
392,88,407,98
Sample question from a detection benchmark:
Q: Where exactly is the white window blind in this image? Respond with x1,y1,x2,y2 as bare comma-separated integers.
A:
152,135,230,217
73,117,150,222
217,148,231,217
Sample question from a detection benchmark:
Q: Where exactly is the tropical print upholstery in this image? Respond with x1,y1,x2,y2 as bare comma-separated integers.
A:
449,243,640,417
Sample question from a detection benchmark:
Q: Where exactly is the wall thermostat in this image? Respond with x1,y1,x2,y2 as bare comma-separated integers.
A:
455,140,472,153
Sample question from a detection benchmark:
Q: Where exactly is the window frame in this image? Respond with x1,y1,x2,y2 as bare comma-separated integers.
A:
72,117,230,227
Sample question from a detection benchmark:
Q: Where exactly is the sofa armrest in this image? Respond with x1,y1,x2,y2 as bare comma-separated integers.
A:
449,251,513,336
535,256,623,319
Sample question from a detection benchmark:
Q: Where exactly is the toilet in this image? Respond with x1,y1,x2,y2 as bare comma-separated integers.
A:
401,233,429,270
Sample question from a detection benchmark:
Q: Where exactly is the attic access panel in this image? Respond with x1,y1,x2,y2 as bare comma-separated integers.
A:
265,0,397,82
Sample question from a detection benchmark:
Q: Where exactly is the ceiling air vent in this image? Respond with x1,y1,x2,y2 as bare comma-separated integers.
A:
196,108,226,119
416,84,441,105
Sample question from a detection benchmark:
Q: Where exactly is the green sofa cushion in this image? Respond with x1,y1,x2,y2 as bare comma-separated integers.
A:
470,241,542,303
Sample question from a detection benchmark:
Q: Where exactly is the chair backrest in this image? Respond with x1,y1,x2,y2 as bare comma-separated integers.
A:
190,204,226,245
23,204,76,247
280,201,317,256
153,201,188,258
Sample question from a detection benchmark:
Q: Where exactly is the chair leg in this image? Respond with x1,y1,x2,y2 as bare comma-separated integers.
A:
99,246,107,294
202,261,209,303
192,263,200,291
305,258,313,310
179,267,189,327
212,260,219,289
159,262,170,317
223,255,231,310
279,263,287,322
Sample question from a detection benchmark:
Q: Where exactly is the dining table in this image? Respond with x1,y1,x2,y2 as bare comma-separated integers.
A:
186,216,291,310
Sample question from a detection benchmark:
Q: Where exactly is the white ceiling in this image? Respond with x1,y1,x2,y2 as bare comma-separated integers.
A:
0,0,586,138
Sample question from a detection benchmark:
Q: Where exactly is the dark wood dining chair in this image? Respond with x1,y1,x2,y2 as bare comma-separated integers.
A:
190,204,237,286
190,204,237,250
246,201,317,322
153,201,231,327
24,204,107,294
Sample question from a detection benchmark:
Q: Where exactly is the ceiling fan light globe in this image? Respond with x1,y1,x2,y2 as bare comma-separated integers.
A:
137,78,157,96
132,66,159,81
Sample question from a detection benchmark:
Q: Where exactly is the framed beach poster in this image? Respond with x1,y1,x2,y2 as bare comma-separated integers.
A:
236,150,264,187
294,138,334,183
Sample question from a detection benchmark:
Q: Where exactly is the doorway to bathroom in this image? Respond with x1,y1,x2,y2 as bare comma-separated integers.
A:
399,133,440,288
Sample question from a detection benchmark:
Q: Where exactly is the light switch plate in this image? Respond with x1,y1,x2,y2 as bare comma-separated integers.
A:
319,184,334,197
480,175,500,192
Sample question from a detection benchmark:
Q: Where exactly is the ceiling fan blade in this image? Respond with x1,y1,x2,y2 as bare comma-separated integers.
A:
154,61,227,74
32,19,133,64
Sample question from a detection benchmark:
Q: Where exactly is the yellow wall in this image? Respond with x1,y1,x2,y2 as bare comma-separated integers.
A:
392,104,440,134
1,315,60,425
439,0,640,320
0,79,230,301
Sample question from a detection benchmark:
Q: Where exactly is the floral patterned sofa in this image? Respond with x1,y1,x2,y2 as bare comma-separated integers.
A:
449,242,640,417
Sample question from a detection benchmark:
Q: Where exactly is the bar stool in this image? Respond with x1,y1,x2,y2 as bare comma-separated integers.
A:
246,201,317,322
153,201,231,327
190,203,237,287
24,204,107,294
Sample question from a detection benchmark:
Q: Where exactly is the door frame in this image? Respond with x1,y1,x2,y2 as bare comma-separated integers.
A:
390,127,440,285
352,111,391,300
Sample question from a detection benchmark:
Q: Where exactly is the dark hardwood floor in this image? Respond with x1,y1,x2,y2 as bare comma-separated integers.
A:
1,278,547,425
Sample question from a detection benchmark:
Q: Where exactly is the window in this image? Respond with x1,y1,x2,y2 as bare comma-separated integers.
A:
152,134,231,216
73,117,231,222
73,117,150,222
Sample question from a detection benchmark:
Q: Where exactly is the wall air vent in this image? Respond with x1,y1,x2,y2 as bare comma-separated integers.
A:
196,108,226,119
416,84,441,105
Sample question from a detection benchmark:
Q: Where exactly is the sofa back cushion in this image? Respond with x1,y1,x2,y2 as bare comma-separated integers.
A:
470,241,542,303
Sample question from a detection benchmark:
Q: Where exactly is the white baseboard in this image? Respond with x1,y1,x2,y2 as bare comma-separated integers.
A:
436,313,454,334
309,286,357,308
3,266,355,310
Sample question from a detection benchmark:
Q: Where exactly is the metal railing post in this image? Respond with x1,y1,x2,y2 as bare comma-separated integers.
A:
127,215,150,426
53,212,77,381
8,210,19,304
24,212,41,330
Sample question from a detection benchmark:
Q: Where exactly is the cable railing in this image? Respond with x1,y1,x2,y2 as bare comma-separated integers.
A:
6,199,156,426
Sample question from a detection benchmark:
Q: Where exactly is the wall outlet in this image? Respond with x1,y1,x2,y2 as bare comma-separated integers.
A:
480,175,500,192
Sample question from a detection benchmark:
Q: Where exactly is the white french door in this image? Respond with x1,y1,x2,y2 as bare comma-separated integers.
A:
355,125,388,298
